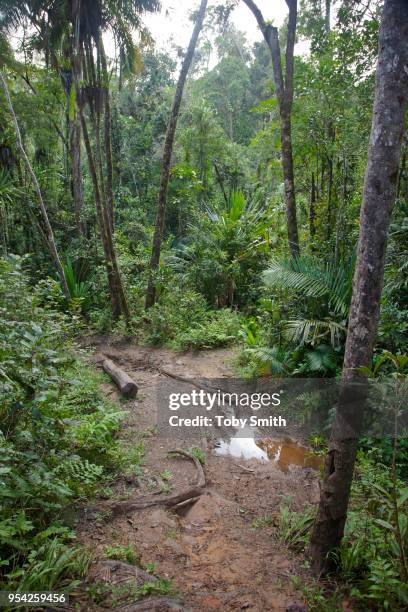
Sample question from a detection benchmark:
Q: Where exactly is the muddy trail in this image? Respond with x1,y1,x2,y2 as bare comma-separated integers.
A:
77,337,321,611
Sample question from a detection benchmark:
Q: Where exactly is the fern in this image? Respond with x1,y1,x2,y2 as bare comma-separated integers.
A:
54,458,104,490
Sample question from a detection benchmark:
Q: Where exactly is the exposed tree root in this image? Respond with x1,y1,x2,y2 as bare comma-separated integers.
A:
94,450,206,517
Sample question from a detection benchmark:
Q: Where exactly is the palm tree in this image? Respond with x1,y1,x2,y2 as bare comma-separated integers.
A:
169,190,270,307
1,0,160,318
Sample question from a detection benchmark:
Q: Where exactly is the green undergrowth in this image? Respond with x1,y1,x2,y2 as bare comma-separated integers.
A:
273,456,408,610
87,576,175,608
0,257,142,593
111,287,242,351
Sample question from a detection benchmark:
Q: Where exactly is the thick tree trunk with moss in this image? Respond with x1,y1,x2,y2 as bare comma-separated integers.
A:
242,0,300,258
310,0,408,575
145,0,208,309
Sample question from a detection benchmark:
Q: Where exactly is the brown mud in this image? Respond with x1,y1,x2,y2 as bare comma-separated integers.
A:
76,337,323,611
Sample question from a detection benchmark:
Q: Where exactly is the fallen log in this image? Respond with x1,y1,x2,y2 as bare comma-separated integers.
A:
102,358,138,398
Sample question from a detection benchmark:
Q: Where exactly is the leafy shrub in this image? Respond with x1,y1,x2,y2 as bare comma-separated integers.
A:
0,256,125,591
336,455,408,609
171,308,241,350
169,191,270,308
9,539,90,592
144,287,209,346
143,287,240,350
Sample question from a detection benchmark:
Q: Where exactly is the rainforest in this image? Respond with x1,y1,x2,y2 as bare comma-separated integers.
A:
0,0,408,610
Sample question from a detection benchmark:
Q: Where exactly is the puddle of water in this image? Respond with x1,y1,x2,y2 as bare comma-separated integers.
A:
215,437,268,461
215,434,322,472
257,438,322,472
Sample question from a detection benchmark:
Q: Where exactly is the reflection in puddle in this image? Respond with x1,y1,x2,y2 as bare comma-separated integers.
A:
215,434,322,472
257,438,322,472
216,437,268,461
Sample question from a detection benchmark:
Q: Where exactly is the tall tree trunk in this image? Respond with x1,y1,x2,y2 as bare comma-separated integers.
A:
69,0,85,237
0,202,8,254
99,36,115,233
70,113,85,235
78,40,129,318
325,0,331,35
79,107,129,320
334,155,347,264
326,155,334,239
0,71,70,298
310,171,316,239
242,0,300,258
145,0,208,309
310,0,408,575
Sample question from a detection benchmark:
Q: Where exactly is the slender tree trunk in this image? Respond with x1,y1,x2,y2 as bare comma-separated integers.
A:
281,110,299,255
325,0,331,35
310,171,316,240
70,113,85,235
0,202,8,254
145,0,208,309
213,162,228,204
326,155,334,239
334,155,347,264
242,0,300,258
69,0,85,237
99,36,115,233
80,40,128,317
79,107,129,320
310,0,408,575
0,71,70,298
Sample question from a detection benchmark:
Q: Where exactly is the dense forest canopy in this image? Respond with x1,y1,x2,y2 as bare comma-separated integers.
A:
1,0,408,609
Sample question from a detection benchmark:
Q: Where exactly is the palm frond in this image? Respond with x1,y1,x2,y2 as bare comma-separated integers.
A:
245,345,293,374
301,344,337,373
284,319,347,347
263,255,354,317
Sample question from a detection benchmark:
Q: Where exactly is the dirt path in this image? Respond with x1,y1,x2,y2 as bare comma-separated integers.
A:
78,337,319,611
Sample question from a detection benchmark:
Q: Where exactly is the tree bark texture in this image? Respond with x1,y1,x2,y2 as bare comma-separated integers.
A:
145,0,208,309
242,0,300,258
310,0,408,575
